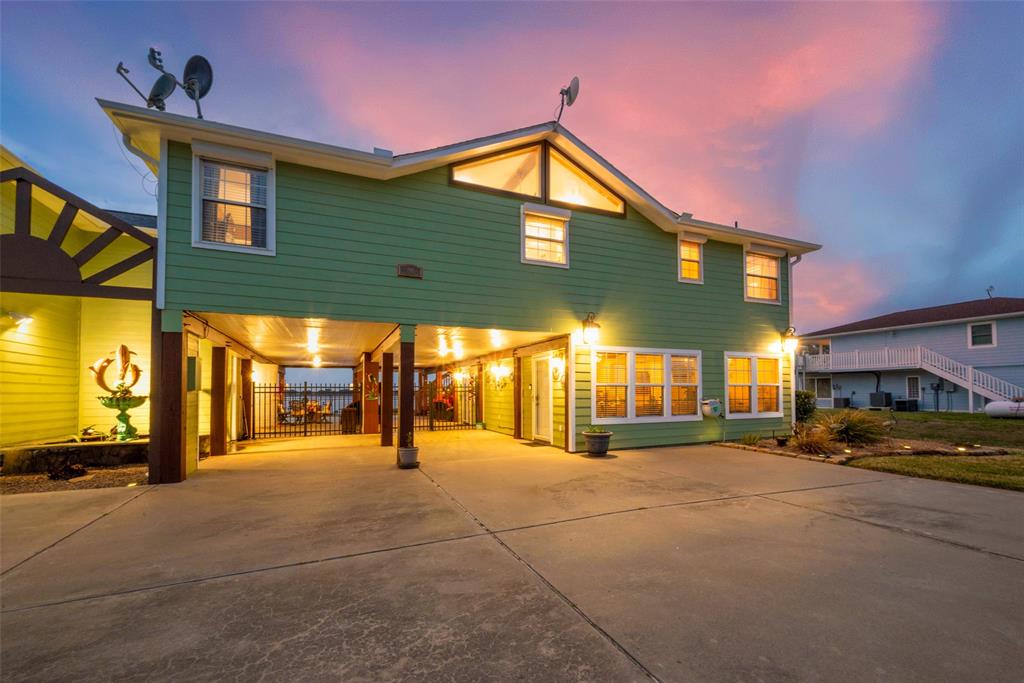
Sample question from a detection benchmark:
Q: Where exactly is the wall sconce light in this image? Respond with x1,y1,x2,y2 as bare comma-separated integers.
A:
453,370,469,384
781,326,798,353
7,312,32,330
489,362,512,390
550,356,565,383
581,312,600,345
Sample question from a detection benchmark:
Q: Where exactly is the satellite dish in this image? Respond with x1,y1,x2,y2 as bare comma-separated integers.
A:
147,73,177,111
182,55,213,100
555,76,580,124
564,76,580,107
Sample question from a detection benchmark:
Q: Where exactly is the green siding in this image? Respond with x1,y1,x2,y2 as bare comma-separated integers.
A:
483,359,514,436
164,141,792,449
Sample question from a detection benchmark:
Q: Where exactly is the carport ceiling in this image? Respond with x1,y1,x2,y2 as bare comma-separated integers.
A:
195,313,395,367
192,313,558,368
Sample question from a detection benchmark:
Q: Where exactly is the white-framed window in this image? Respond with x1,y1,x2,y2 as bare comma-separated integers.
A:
810,376,832,400
906,376,921,400
591,347,702,424
967,321,996,348
678,236,704,283
191,142,275,256
744,248,782,304
724,352,783,418
521,203,570,268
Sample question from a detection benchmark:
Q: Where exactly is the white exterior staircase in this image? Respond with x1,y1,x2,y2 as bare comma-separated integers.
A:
801,345,1023,403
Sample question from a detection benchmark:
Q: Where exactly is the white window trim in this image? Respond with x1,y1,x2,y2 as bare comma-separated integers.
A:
906,375,921,401
724,351,784,419
191,142,276,256
678,233,704,284
967,321,997,348
743,248,782,305
590,346,703,424
520,202,570,269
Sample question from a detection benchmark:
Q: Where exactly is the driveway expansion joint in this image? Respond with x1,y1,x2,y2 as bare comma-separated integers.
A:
758,494,1024,563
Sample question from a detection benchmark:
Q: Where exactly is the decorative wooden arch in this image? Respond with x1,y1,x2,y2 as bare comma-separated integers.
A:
1,167,155,301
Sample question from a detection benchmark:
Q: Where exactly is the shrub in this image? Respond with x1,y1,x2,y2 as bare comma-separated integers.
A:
792,426,836,455
814,409,886,446
795,390,817,423
740,432,761,446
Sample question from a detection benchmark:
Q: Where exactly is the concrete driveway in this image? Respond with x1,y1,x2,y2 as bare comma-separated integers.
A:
2,431,1022,682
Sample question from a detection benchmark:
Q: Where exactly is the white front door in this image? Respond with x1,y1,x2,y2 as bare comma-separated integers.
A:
534,356,552,442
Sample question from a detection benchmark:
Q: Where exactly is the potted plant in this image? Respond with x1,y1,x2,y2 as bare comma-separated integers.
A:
581,424,613,456
397,432,419,469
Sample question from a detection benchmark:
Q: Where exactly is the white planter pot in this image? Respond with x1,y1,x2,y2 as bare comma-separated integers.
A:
397,446,420,469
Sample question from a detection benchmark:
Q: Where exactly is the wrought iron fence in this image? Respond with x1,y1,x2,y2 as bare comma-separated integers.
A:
252,383,358,438
406,373,478,431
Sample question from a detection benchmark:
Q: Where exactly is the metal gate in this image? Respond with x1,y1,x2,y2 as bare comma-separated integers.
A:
252,383,359,438
407,372,478,431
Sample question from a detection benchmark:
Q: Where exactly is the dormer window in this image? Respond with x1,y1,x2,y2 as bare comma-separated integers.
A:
450,142,625,216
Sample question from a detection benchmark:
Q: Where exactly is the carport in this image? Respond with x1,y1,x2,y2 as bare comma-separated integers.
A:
156,310,566,482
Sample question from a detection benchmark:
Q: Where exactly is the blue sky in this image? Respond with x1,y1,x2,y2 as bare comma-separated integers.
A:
2,1,1021,331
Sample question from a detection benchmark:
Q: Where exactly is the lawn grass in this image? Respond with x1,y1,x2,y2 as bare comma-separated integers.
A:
848,455,1024,492
817,409,1024,449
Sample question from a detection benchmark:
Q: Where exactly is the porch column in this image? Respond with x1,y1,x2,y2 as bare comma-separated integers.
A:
397,325,417,466
513,356,523,439
360,352,380,434
210,346,228,456
240,358,253,440
475,362,484,425
381,352,394,446
149,308,187,484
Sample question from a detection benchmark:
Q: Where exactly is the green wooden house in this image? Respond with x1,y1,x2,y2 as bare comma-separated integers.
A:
95,100,818,482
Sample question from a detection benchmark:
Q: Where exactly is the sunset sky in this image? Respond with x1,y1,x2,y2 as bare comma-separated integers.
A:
2,1,1021,332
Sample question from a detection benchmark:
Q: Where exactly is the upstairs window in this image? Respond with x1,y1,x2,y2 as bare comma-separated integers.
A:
679,238,703,283
450,146,542,199
967,321,996,348
745,251,780,303
451,142,625,216
547,147,624,214
592,347,703,423
192,147,275,255
521,204,569,267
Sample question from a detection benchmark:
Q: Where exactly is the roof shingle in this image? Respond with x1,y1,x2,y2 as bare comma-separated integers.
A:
803,297,1024,337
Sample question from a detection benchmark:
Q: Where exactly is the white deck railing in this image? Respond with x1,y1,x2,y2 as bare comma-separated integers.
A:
800,344,1023,402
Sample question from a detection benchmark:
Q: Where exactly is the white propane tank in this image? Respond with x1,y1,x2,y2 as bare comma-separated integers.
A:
702,399,723,418
984,400,1024,419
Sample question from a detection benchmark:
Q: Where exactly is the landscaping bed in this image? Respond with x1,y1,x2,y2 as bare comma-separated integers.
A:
0,465,148,495
848,455,1024,492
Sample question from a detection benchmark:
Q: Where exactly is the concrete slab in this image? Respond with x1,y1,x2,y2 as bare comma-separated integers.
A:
1,447,481,609
498,497,1024,683
1,536,646,682
766,475,1024,559
1,487,146,574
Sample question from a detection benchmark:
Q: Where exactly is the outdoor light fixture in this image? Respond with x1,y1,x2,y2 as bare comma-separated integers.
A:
6,312,32,329
306,328,320,354
312,355,323,368
550,356,565,382
781,326,799,353
489,362,512,389
453,370,469,384
581,312,600,345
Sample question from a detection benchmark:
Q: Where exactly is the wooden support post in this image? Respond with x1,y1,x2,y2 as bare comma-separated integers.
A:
381,352,394,446
240,358,253,440
210,347,228,456
398,341,415,452
149,310,187,484
361,352,381,434
513,356,523,439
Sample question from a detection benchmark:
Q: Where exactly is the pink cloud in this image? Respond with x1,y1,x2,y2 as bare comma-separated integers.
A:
793,260,889,332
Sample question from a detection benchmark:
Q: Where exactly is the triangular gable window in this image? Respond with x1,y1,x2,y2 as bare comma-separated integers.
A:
547,147,624,214
450,145,542,198
451,142,626,216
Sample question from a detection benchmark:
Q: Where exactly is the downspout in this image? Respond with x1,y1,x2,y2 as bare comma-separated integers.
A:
789,254,802,429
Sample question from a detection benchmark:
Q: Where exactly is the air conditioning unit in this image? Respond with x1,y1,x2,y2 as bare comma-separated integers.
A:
833,397,850,408
869,392,892,408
